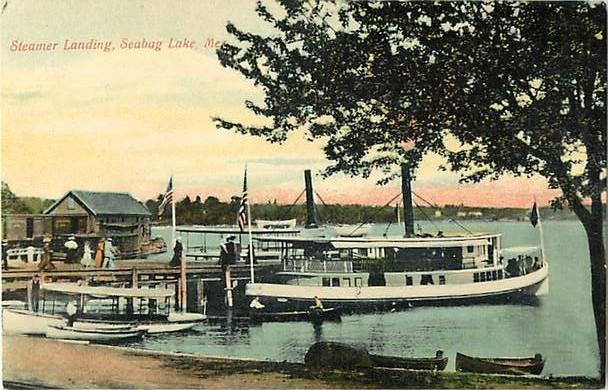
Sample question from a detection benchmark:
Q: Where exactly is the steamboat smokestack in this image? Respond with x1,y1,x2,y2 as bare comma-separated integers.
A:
401,164,415,237
304,169,319,228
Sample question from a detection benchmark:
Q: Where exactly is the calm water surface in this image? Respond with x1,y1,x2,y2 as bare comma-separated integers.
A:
138,220,599,377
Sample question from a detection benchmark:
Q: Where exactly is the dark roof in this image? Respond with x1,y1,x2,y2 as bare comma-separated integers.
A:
44,190,151,216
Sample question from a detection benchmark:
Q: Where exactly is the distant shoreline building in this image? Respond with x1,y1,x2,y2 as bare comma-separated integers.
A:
3,190,153,258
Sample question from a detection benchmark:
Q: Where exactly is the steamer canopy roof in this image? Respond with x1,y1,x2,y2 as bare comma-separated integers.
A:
41,283,174,298
44,190,151,216
256,233,499,249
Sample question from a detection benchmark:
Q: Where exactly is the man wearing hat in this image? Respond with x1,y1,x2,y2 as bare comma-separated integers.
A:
103,237,118,268
219,235,237,268
64,235,79,264
169,237,183,267
38,235,55,271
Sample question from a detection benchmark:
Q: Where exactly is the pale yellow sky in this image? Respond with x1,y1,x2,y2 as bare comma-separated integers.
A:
1,0,557,207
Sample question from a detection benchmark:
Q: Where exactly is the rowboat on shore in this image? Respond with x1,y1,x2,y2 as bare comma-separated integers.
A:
249,307,341,323
370,350,448,371
455,352,545,375
46,324,145,344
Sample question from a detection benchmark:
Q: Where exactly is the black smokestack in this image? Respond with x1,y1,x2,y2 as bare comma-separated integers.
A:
304,170,319,228
401,164,415,237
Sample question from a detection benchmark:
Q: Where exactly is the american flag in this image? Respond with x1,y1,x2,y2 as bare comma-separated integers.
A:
158,176,173,216
237,168,248,231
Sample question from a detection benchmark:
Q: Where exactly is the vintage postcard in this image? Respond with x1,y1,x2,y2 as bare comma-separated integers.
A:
1,1,605,388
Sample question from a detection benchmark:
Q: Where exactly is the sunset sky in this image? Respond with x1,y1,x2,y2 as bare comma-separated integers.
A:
1,1,558,208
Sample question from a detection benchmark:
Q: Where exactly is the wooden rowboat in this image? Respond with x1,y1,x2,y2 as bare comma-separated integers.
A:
455,352,545,375
250,307,341,323
46,324,145,344
370,350,448,371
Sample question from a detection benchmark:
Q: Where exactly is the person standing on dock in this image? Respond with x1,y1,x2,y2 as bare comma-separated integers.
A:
64,236,79,264
80,240,93,267
2,239,8,270
219,236,237,268
31,275,40,312
169,238,183,267
103,237,117,268
38,235,56,271
94,238,105,268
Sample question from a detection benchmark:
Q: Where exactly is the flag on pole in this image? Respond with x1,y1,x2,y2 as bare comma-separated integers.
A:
530,202,539,227
237,168,248,231
158,176,173,216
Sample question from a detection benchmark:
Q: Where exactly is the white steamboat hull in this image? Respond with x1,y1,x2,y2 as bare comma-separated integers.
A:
2,309,66,335
246,265,549,308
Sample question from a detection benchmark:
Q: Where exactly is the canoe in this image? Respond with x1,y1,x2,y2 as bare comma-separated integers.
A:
46,324,145,343
370,350,448,371
73,317,199,334
250,307,341,323
455,352,544,375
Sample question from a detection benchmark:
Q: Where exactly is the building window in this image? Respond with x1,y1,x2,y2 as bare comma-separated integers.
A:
467,246,474,253
67,197,76,210
331,278,340,287
354,277,362,287
498,270,503,279
473,273,480,282
439,275,446,285
421,274,434,285
405,276,413,286
492,270,497,280
342,278,351,287
480,272,486,282
322,278,330,287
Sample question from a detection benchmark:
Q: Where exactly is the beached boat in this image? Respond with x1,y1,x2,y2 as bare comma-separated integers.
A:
370,350,448,371
41,283,205,334
455,352,545,375
46,324,145,343
249,307,341,323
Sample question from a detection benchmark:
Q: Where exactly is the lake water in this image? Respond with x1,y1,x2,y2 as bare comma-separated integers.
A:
137,220,599,377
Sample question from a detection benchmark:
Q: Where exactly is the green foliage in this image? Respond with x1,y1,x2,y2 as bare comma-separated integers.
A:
147,193,572,225
1,182,52,213
214,1,605,216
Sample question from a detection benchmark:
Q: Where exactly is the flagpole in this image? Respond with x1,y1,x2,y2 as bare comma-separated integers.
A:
171,176,176,248
534,196,546,264
247,200,255,283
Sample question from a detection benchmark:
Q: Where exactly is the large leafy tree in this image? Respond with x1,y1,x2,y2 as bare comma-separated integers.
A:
215,1,606,377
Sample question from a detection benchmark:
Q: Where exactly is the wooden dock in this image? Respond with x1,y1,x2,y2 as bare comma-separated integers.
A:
1,261,281,292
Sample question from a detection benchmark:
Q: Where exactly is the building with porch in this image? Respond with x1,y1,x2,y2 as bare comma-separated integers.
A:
42,190,152,258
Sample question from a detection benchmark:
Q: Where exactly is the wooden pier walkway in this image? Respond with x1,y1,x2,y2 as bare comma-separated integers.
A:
1,260,281,292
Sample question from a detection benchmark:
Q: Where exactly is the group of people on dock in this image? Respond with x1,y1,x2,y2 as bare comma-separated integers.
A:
61,236,119,269
11,235,120,272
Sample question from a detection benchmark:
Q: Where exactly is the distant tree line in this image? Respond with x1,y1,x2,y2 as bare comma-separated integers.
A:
144,193,578,226
1,182,54,214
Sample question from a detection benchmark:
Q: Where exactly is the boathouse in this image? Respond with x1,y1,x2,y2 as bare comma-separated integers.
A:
42,190,152,257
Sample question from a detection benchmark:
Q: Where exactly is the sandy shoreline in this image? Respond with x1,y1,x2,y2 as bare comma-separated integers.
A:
2,336,601,389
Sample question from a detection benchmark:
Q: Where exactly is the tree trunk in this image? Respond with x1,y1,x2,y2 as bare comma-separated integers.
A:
582,208,606,382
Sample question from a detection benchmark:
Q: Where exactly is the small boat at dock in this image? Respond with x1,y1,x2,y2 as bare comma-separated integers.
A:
46,324,145,344
370,350,448,371
249,307,341,323
455,352,545,375
3,308,66,335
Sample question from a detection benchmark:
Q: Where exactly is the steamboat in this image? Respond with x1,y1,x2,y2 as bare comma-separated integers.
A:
245,167,549,312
